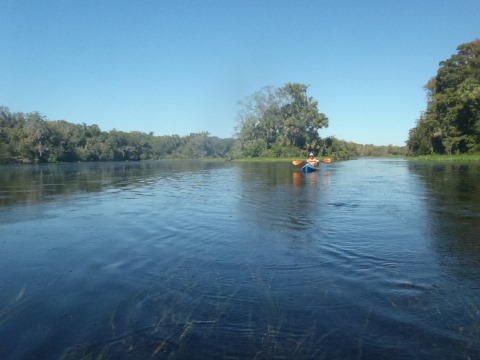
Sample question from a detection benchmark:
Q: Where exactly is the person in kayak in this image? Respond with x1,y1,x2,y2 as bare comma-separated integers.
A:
306,152,319,167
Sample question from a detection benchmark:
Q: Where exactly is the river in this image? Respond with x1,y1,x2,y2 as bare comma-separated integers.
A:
0,158,479,359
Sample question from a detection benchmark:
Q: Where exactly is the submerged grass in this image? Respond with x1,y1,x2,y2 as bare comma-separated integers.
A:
409,154,480,161
233,154,480,162
232,157,334,163
232,157,299,163
0,285,28,326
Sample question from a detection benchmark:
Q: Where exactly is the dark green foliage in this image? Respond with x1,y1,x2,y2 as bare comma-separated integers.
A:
1,79,409,163
235,83,329,157
407,40,480,155
317,137,407,159
234,83,406,159
0,107,234,164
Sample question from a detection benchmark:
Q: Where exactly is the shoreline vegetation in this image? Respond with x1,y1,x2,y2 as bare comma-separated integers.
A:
0,103,407,165
2,102,478,165
231,154,480,162
406,40,480,156
408,154,480,161
1,40,478,165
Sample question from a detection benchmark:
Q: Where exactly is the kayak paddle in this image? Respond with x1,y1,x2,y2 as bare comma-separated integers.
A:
292,158,331,165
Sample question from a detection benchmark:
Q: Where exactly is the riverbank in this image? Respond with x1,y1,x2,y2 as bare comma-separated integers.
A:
409,154,480,161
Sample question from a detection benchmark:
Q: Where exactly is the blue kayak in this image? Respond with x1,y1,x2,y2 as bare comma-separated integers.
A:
302,164,320,173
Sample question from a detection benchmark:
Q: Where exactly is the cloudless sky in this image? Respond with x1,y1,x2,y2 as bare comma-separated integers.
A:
1,0,479,146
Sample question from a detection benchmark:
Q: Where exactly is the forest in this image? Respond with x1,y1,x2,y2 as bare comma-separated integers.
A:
233,82,406,159
407,40,480,155
2,40,478,164
0,107,234,163
0,103,406,164
0,81,407,164
11,38,480,165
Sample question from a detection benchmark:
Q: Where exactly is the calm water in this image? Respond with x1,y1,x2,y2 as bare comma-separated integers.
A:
0,159,479,359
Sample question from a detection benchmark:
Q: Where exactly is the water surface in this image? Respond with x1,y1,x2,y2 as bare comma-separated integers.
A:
1,159,479,359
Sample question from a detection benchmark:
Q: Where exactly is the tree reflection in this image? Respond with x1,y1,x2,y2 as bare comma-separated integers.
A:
408,161,480,280
0,161,231,207
235,162,331,239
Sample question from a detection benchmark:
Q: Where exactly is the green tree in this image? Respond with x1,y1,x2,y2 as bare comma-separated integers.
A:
235,86,284,155
408,40,480,155
151,135,182,158
23,112,53,162
235,83,329,157
279,83,329,150
319,136,357,159
0,106,232,163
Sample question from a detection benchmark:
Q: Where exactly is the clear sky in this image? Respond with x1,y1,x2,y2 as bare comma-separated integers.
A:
1,0,479,146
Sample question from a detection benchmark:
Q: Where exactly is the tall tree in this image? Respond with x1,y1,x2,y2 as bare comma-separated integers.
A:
279,83,329,149
236,83,329,157
24,112,52,161
408,40,480,155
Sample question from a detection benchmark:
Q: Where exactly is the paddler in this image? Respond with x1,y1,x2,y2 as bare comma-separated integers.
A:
306,152,319,167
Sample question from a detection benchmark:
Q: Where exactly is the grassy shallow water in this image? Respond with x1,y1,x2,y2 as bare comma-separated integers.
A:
0,159,479,359
409,154,480,161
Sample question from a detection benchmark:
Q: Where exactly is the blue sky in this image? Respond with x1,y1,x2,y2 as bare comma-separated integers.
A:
1,0,479,146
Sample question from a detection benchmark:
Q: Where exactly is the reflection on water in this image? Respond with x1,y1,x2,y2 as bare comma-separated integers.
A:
0,161,230,207
0,159,479,359
408,161,480,281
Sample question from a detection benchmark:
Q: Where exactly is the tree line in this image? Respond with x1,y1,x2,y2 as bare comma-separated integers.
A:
1,80,410,164
235,83,329,157
234,82,406,159
0,107,234,163
2,40,478,163
407,40,480,155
